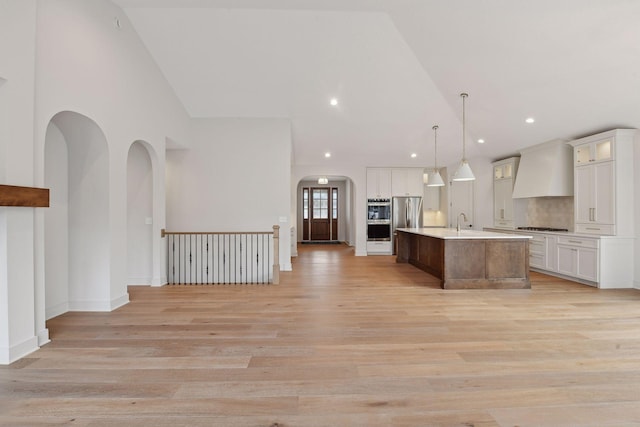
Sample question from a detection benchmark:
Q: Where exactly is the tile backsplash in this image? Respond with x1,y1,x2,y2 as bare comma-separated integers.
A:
525,196,574,230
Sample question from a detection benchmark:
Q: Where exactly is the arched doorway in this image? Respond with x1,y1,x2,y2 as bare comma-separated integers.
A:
44,111,110,318
126,141,154,286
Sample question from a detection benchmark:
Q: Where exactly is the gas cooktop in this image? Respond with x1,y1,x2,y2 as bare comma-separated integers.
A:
517,226,569,232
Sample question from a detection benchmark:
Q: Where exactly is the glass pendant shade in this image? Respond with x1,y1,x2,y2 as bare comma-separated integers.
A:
428,169,445,186
452,93,476,182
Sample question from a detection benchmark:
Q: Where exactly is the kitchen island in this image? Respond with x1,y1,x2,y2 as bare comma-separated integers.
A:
396,228,532,289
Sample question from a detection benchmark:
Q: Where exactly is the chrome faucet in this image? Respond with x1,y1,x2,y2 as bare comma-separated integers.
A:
456,212,468,232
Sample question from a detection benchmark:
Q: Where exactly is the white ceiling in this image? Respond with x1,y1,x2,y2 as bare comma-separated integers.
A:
113,0,640,168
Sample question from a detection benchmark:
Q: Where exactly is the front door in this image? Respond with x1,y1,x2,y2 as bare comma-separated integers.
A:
302,187,338,241
311,188,330,240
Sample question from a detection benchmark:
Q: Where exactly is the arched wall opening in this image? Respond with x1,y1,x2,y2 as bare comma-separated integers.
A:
126,140,154,285
44,111,110,318
295,176,356,251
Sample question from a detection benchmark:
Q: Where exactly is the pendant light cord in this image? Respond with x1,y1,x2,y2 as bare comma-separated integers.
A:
432,125,439,170
460,93,468,161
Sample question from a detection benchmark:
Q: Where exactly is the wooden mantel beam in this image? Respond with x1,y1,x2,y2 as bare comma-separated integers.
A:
0,184,50,207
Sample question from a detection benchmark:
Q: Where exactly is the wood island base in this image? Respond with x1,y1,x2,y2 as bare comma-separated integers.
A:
396,229,531,290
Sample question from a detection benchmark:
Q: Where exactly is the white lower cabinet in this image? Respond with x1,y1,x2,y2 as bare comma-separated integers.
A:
556,236,598,284
366,241,392,255
484,228,633,288
528,234,557,271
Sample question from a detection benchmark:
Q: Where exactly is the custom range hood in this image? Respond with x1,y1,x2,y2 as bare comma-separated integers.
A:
512,139,573,198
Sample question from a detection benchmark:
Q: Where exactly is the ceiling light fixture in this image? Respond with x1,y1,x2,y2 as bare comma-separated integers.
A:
411,153,417,158
453,92,475,182
427,125,445,187
525,117,535,124
477,139,485,144
324,152,331,158
318,177,328,185
330,98,338,106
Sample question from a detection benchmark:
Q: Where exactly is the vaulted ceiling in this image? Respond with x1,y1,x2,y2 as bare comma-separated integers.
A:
113,0,640,168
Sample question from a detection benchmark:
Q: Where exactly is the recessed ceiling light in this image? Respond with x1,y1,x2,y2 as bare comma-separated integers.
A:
325,152,331,158
330,98,338,106
477,139,485,144
525,117,535,124
411,153,417,158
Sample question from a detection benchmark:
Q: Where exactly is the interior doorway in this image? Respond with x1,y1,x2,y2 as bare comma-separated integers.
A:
296,177,354,248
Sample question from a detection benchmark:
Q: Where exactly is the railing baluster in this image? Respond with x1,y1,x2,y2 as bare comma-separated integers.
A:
163,228,278,285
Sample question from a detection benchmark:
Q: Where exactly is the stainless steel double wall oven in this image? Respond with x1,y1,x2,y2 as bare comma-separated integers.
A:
367,198,391,241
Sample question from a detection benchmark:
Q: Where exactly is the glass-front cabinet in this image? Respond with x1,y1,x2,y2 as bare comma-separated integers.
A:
575,138,612,166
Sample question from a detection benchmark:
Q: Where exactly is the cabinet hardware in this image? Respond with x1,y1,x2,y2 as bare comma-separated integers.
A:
585,227,599,231
568,240,583,244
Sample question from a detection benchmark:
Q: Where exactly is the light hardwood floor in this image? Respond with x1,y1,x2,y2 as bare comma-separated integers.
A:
2,243,640,426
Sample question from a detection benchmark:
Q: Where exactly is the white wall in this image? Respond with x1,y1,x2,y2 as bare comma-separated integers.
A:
33,0,192,307
0,0,193,364
0,0,39,364
635,133,640,289
44,122,68,319
167,118,292,270
0,77,7,182
127,142,153,285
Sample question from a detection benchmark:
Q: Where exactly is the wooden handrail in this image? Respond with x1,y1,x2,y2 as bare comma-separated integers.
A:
161,229,273,237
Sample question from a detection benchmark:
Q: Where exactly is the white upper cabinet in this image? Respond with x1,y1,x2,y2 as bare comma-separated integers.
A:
575,138,613,166
391,168,424,197
569,129,636,236
366,168,392,199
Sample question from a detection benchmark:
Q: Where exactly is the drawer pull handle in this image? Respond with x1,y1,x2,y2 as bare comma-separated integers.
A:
568,240,583,244
585,227,600,231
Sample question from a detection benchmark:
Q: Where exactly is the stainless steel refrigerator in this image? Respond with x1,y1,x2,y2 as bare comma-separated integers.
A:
392,196,423,254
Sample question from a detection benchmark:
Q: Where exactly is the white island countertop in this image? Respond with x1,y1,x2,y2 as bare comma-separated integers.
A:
397,227,533,240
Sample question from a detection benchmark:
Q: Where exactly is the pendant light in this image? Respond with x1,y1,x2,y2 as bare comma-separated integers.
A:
318,177,328,185
427,125,445,187
453,92,475,181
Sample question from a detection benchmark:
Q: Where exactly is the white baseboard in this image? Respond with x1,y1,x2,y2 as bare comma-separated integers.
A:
280,263,292,271
151,276,166,287
37,328,50,346
110,293,129,310
46,301,69,320
69,293,129,312
0,336,39,365
128,276,152,286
